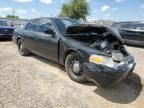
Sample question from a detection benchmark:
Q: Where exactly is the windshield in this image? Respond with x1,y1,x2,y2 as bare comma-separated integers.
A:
54,18,80,34
0,21,9,26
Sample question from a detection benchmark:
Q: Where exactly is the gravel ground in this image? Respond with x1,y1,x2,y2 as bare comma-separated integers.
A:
0,41,143,108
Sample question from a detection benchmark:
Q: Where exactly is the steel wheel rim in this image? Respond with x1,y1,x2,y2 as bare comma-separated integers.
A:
19,42,24,54
70,58,83,77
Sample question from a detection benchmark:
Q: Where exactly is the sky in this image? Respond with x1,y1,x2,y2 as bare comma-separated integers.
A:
0,0,144,21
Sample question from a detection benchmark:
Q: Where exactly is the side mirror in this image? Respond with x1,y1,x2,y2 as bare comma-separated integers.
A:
11,24,14,27
44,27,55,36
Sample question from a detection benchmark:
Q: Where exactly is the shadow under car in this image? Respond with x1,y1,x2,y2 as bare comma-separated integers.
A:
29,54,142,104
94,73,142,104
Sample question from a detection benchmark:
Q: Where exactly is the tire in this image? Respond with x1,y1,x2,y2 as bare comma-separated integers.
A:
65,52,87,83
18,39,30,56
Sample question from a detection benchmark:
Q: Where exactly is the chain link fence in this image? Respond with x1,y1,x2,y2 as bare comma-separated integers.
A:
0,17,115,28
0,18,29,28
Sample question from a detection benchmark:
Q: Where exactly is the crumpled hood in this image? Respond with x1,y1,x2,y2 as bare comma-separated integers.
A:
66,25,123,43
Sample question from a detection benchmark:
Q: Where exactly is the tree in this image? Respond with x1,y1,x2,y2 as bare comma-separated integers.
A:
6,15,19,19
60,0,89,20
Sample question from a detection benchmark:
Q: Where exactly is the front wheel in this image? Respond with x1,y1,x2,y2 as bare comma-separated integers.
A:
65,52,87,83
18,39,30,56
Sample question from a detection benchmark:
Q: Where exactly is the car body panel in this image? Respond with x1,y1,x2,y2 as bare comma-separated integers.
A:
0,20,15,39
112,21,144,46
13,17,135,88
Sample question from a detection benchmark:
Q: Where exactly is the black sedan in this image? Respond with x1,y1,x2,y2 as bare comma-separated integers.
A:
112,21,144,46
13,17,135,88
0,20,15,39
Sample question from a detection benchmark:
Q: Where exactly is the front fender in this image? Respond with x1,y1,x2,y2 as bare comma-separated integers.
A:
63,48,85,63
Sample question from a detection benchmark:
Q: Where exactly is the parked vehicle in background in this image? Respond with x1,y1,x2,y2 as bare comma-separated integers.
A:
0,20,15,39
112,21,144,46
13,17,135,88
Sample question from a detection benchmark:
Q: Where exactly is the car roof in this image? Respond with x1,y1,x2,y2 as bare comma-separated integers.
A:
29,17,109,28
31,17,73,21
113,21,144,25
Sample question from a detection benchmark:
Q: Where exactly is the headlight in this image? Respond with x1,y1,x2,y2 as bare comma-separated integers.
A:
89,55,107,64
89,54,117,67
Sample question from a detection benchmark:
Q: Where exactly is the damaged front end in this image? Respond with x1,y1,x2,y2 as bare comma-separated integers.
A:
65,25,135,88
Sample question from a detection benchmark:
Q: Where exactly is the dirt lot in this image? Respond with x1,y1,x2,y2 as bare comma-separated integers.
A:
0,41,143,108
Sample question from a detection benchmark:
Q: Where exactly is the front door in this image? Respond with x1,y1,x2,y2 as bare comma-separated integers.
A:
33,18,59,62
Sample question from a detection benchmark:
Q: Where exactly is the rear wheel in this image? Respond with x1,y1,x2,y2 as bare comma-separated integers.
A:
18,39,30,56
65,52,87,83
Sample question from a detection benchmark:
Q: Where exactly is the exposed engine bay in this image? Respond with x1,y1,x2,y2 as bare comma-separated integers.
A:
65,26,128,62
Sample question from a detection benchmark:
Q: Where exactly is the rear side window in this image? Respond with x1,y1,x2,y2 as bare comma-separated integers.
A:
120,23,135,30
25,19,39,32
136,24,144,30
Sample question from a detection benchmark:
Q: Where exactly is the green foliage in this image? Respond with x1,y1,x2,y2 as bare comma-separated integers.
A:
60,0,89,20
6,15,19,19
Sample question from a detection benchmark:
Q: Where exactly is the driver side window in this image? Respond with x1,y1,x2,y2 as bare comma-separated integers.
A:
39,18,53,33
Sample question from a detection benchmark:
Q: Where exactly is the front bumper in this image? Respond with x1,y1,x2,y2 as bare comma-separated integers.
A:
0,34,13,39
84,56,135,88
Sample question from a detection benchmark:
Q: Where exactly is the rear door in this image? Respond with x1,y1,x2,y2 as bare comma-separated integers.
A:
23,19,40,52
